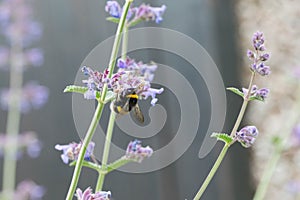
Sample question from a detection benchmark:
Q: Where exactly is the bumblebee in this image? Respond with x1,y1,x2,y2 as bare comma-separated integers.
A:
111,88,144,123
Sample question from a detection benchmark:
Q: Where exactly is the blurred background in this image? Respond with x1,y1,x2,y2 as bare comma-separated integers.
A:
0,0,299,199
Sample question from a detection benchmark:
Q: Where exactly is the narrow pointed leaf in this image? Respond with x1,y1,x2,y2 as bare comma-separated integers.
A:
227,87,244,98
211,132,234,144
106,17,120,24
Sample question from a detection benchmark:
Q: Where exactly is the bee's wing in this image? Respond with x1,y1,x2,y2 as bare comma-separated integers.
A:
133,104,144,123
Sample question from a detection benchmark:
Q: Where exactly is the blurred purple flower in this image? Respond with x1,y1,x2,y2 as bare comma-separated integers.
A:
125,139,153,163
0,132,42,159
55,141,95,164
76,187,111,200
14,180,45,200
0,82,49,113
291,124,300,146
235,126,259,148
134,4,166,24
24,48,44,67
105,1,166,24
0,0,42,46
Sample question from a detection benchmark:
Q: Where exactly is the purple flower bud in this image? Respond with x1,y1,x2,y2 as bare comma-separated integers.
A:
55,141,95,164
260,53,270,61
256,88,269,100
256,63,271,76
247,49,255,60
126,140,153,163
76,187,111,200
235,126,259,148
105,1,122,18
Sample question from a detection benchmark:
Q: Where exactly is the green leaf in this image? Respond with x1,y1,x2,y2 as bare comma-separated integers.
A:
128,18,143,27
106,17,120,24
64,85,88,94
63,85,115,103
227,87,244,98
211,132,234,144
249,95,265,102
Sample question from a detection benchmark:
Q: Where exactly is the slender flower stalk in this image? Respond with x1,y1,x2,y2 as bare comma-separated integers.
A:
96,9,130,192
96,112,116,191
65,1,134,199
193,72,255,200
194,31,270,199
1,30,23,200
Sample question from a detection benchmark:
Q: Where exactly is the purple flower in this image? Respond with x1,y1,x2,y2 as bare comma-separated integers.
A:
134,4,166,24
1,82,49,113
116,57,163,105
0,132,42,159
256,63,271,76
291,124,300,146
55,141,95,164
256,88,269,100
76,187,111,200
24,48,44,67
252,31,265,51
248,31,271,76
14,180,45,200
105,1,122,18
242,85,269,100
81,66,123,100
0,0,42,46
105,0,134,20
105,1,166,25
125,139,153,162
235,126,259,148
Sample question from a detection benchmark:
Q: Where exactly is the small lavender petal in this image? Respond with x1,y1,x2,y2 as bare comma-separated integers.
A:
83,89,96,100
76,187,111,200
55,141,95,164
247,49,255,60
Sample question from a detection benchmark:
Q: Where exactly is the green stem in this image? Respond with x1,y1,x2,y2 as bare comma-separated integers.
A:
1,36,23,199
230,72,255,138
193,144,230,200
106,157,132,174
193,72,255,200
121,22,128,60
65,1,133,198
252,149,281,200
95,112,116,191
65,103,105,200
